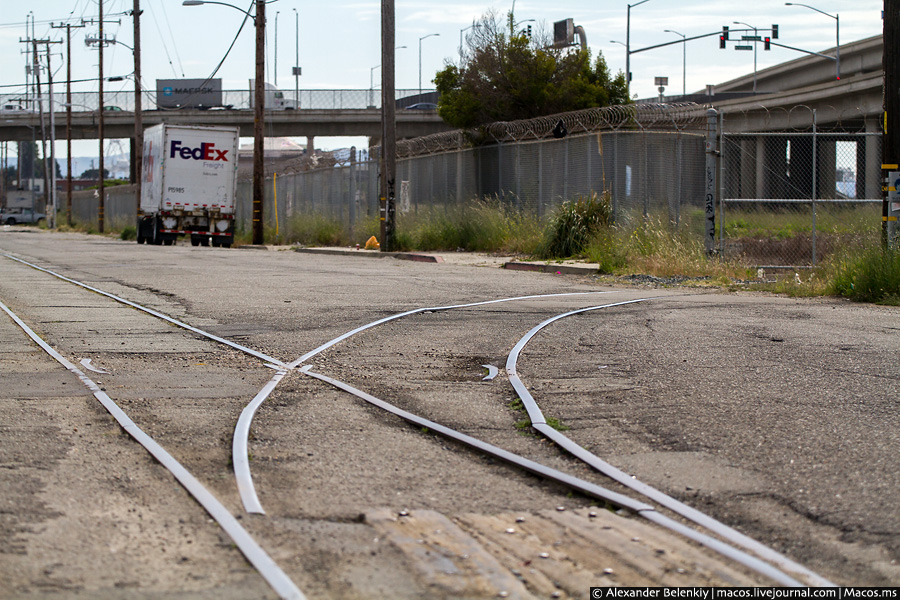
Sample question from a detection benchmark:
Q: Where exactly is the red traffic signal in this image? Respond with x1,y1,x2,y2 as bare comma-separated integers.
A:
720,35,726,49
764,36,771,50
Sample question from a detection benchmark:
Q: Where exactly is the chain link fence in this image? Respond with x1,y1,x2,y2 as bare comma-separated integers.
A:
246,103,709,239
719,107,883,267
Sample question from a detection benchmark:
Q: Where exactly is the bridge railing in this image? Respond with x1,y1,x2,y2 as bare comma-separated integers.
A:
0,89,436,113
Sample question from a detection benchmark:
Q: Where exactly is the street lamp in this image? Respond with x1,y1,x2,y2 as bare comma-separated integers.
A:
418,33,439,96
733,21,758,93
785,2,839,79
370,46,406,108
293,8,299,109
459,22,475,62
625,0,653,100
184,0,265,245
274,10,279,86
663,29,686,96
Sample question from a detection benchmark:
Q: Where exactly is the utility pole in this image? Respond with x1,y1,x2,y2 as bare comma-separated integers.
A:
885,0,899,248
132,0,143,220
20,35,61,220
84,6,120,235
381,0,397,251
44,44,58,228
51,21,85,227
252,0,265,245
33,40,48,215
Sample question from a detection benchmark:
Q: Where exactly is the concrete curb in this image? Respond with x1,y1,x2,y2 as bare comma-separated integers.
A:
292,247,444,263
503,262,598,275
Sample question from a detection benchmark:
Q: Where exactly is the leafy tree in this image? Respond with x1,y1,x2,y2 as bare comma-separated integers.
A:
435,11,628,129
78,168,111,180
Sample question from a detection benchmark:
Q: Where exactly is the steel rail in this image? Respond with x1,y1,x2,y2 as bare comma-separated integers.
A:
0,255,614,516
299,365,805,587
0,297,305,600
506,303,835,588
287,291,615,367
0,253,828,586
0,253,289,368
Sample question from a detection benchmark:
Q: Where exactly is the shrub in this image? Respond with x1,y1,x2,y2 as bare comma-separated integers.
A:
827,246,900,305
536,191,612,259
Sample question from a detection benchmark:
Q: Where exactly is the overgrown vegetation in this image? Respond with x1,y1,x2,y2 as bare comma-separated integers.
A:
63,188,897,305
395,197,542,253
536,192,612,259
826,246,900,305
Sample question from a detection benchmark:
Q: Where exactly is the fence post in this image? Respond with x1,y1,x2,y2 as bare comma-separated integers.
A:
705,108,718,255
811,110,818,266
349,146,357,233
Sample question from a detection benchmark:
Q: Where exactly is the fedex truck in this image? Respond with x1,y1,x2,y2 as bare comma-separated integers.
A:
137,124,240,247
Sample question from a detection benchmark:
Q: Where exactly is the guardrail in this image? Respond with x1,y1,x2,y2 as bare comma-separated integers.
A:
0,89,437,113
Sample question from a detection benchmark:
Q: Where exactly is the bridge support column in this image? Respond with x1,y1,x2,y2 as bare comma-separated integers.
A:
740,138,756,198
863,118,881,199
817,137,836,199
306,136,315,155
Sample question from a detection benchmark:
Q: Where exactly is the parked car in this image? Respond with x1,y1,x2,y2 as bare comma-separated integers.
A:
103,105,124,111
1,103,27,112
1,207,46,225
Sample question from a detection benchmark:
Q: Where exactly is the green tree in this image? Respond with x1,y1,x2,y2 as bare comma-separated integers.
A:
78,168,111,180
434,11,628,130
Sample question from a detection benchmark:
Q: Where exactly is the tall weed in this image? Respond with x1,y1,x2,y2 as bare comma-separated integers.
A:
536,192,612,259
826,246,900,305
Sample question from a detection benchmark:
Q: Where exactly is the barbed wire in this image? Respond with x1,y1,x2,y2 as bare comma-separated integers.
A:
396,102,706,158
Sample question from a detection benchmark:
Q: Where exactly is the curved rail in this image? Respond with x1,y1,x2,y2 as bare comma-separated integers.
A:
506,303,835,587
298,365,804,587
0,297,305,600
1,252,832,587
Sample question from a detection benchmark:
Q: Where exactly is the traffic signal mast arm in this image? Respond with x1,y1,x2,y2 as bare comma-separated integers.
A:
628,29,722,55
766,39,836,61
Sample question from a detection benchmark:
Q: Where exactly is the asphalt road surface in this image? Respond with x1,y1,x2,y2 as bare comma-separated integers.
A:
0,228,898,598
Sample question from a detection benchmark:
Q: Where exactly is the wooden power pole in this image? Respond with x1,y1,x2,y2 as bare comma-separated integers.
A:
884,0,899,247
380,0,397,252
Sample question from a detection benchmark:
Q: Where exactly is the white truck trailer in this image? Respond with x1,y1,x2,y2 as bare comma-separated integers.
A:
137,124,240,247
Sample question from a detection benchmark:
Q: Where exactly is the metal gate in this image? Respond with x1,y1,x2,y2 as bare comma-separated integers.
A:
719,128,883,267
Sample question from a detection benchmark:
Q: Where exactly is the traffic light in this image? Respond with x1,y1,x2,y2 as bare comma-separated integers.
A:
764,37,771,50
720,35,726,49
771,24,779,39
722,25,729,40
526,24,532,38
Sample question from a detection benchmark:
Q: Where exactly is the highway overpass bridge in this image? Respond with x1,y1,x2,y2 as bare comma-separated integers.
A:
0,106,451,144
0,36,884,143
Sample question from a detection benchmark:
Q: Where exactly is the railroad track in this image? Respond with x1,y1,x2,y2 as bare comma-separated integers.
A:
0,251,835,597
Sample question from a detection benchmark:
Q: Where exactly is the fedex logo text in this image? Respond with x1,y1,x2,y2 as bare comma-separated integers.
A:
170,140,229,161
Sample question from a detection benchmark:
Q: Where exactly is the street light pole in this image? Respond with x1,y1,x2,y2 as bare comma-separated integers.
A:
418,33,439,96
625,0,652,100
785,3,840,79
663,29,686,95
459,23,475,62
293,8,299,108
734,21,758,92
274,10,279,86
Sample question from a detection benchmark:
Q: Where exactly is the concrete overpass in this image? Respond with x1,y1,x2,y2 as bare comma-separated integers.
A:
669,35,884,131
0,106,452,144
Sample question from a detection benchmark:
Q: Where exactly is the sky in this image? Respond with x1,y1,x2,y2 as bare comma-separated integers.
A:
0,0,884,160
